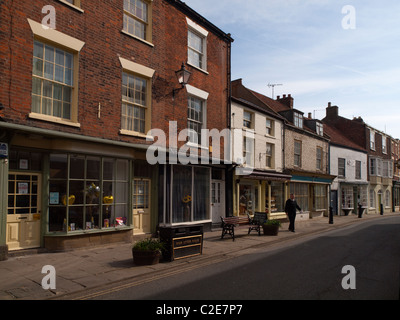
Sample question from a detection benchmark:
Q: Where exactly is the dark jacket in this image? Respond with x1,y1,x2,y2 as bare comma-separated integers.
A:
285,199,301,215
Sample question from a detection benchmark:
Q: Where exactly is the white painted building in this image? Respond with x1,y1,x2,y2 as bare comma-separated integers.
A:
324,123,368,215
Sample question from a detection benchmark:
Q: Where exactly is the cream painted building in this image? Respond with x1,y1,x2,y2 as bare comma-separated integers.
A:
230,95,291,219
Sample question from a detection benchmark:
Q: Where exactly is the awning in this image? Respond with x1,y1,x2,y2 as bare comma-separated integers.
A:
238,170,292,182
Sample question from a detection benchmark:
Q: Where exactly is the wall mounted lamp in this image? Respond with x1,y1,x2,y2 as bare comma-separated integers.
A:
173,63,191,99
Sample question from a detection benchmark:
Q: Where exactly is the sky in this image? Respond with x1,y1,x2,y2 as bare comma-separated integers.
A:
184,0,400,138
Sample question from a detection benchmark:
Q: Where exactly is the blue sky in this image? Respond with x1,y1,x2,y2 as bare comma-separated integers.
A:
184,0,400,138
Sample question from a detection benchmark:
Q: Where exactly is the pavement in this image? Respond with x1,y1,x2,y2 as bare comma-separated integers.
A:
0,212,399,300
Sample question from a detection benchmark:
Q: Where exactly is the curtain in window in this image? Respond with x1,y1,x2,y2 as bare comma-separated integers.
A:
193,167,210,221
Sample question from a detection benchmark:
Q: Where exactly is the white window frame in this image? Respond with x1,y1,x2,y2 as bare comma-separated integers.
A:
382,136,387,154
187,18,208,73
186,85,209,148
370,130,375,150
294,112,303,129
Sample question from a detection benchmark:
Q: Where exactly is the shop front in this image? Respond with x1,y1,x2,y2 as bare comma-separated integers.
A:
158,164,221,231
288,172,335,220
233,170,292,219
0,124,157,252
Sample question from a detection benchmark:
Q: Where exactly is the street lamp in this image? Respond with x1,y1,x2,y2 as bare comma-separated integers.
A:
173,63,191,99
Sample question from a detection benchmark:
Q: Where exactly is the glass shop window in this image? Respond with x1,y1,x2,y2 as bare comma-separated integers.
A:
48,154,129,233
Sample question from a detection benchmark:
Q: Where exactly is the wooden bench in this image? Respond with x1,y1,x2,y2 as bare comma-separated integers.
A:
220,212,267,241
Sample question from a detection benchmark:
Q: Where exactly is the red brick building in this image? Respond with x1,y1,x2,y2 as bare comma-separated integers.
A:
0,0,233,257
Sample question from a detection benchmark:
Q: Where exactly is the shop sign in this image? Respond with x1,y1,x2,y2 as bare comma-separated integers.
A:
0,143,8,159
172,235,203,260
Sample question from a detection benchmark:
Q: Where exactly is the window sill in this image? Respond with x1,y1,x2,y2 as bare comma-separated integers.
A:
119,129,154,141
186,142,209,151
57,0,84,13
121,30,154,47
187,62,209,75
29,113,81,128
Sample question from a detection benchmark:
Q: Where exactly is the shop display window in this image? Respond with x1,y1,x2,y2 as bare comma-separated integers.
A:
48,154,130,233
290,183,309,211
268,182,285,212
172,165,210,223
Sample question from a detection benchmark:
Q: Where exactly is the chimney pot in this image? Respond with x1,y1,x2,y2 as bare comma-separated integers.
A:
283,94,286,98
308,112,312,119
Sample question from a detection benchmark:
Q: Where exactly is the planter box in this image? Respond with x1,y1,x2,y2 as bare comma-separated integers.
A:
132,250,161,266
262,225,279,236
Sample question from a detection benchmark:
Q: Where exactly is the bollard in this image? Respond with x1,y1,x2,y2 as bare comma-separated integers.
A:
329,206,334,224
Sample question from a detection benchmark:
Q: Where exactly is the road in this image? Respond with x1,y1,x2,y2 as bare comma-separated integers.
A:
87,216,400,300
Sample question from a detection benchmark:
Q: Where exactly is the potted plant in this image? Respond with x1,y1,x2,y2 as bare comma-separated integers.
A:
262,219,281,236
132,238,164,266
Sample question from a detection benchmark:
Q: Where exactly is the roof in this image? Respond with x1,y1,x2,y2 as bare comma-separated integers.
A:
323,122,367,153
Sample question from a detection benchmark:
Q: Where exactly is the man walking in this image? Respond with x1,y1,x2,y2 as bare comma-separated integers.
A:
285,193,302,232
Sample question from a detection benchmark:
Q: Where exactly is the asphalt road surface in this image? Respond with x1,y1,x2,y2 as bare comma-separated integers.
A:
91,216,400,300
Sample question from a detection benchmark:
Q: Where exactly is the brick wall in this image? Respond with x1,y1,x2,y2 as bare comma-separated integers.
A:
0,0,230,160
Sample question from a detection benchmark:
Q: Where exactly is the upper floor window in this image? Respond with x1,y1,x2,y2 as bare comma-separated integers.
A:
266,143,273,168
294,112,303,129
187,18,208,71
316,122,324,136
266,118,274,136
121,72,147,134
119,57,155,137
243,111,252,129
294,140,302,167
338,158,346,178
123,0,151,42
316,147,323,170
188,96,204,145
243,136,254,167
370,130,375,150
355,160,361,179
32,41,74,121
382,136,387,154
58,0,83,12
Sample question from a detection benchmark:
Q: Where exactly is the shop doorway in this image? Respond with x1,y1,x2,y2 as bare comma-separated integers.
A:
6,173,42,250
211,180,225,224
133,179,151,234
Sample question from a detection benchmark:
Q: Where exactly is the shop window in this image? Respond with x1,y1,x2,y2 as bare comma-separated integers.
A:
9,150,43,171
239,184,254,215
341,186,353,209
48,154,129,233
290,183,309,211
268,181,285,213
314,185,327,210
171,165,210,223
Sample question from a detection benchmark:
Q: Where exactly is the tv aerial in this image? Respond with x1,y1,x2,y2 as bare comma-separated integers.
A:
268,83,283,99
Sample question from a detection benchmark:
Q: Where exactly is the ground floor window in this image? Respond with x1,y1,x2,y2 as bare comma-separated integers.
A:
171,165,210,223
290,182,309,211
341,185,353,209
48,154,130,232
268,181,285,213
314,184,327,210
394,186,400,208
239,183,254,215
369,188,375,208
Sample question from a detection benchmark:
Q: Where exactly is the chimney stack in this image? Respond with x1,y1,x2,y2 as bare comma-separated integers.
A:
276,94,294,109
326,102,338,119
